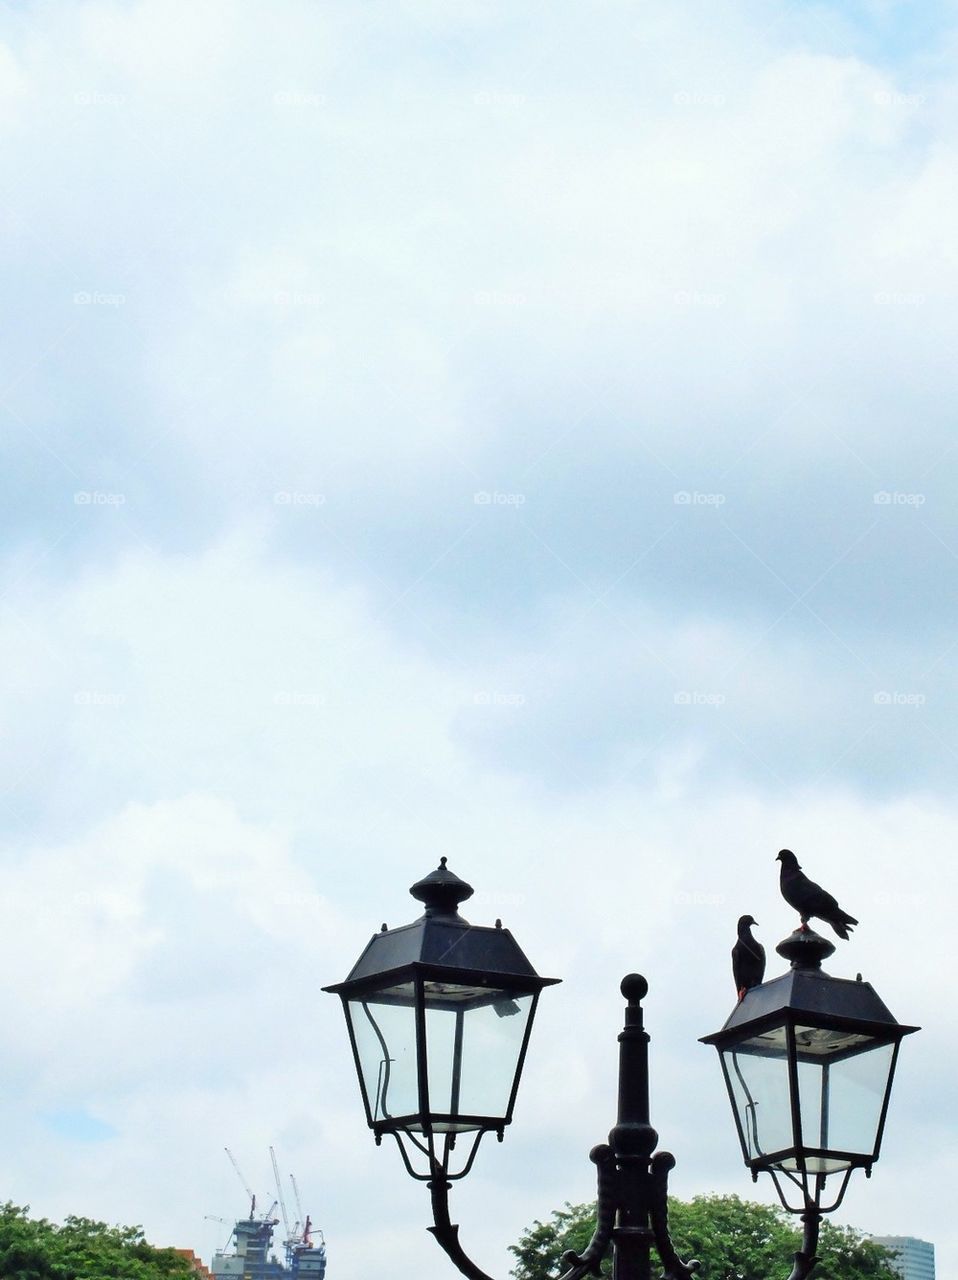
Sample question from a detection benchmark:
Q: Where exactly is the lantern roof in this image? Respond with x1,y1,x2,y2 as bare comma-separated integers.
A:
702,928,919,1046
323,858,561,995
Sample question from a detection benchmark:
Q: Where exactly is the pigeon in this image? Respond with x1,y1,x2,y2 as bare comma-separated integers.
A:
776,849,858,940
732,915,765,1001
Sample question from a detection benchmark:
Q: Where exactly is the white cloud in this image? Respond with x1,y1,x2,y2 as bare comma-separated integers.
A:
0,0,955,1274
0,533,950,1275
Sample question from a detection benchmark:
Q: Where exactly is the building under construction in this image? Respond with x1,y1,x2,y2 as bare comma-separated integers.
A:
209,1149,327,1280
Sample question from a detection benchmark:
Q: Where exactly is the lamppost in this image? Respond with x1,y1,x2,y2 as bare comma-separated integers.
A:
325,860,916,1280
701,927,918,1280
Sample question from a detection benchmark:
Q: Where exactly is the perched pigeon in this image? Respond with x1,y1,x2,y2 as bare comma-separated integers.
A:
776,849,858,940
732,915,765,1001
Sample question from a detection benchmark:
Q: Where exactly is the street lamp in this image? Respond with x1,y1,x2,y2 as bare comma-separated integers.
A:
322,858,559,1184
326,861,916,1280
325,860,699,1280
701,927,918,1280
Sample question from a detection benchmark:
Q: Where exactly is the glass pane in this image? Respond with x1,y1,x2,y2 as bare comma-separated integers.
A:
826,1040,894,1156
797,1056,827,1148
425,993,534,1130
459,993,534,1118
723,1040,793,1162
347,994,419,1123
788,1027,894,1169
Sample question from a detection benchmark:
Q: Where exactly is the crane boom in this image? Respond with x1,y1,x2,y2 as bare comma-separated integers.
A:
289,1174,305,1233
270,1147,291,1239
224,1147,256,1218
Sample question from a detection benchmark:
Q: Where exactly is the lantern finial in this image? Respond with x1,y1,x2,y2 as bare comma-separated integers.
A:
409,858,475,916
775,927,835,971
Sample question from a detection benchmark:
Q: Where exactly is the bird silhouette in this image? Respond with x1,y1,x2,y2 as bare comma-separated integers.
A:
776,849,858,940
732,915,765,1001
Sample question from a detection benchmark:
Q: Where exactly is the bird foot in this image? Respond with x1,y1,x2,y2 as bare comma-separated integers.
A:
737,987,746,1002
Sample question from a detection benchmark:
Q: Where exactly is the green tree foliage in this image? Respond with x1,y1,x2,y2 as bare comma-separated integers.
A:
0,1204,197,1280
509,1194,898,1280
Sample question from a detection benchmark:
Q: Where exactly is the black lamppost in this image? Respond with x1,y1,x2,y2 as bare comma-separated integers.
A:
325,860,916,1280
701,928,918,1280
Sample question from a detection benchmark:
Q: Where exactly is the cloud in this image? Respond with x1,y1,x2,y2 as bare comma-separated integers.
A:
0,534,950,1274
0,0,954,1275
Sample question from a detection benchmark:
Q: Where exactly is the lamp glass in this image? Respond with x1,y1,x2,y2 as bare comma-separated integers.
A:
346,983,418,1125
722,1022,898,1175
722,1025,792,1162
424,985,534,1129
794,1027,895,1167
345,979,536,1135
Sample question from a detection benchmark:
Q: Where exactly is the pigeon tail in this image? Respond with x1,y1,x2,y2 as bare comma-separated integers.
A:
828,912,858,941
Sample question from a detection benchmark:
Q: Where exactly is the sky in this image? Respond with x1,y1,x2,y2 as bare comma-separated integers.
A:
0,0,956,1277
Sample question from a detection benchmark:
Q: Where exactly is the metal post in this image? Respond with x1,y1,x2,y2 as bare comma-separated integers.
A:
609,975,658,1280
786,1210,821,1280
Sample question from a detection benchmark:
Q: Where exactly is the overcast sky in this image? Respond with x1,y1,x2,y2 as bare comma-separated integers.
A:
1,1,955,1277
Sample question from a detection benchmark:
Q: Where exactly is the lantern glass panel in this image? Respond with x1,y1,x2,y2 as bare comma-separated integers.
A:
423,986,534,1130
794,1026,894,1165
346,984,418,1125
722,1025,792,1162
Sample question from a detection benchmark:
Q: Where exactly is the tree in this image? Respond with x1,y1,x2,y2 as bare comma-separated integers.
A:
509,1195,898,1280
0,1204,197,1280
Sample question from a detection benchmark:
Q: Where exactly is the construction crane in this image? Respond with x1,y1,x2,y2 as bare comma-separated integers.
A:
270,1147,291,1241
289,1174,305,1238
225,1147,256,1219
203,1214,233,1253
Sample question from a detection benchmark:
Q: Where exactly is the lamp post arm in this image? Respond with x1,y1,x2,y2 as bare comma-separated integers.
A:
427,1169,612,1280
427,1177,498,1280
785,1211,820,1280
